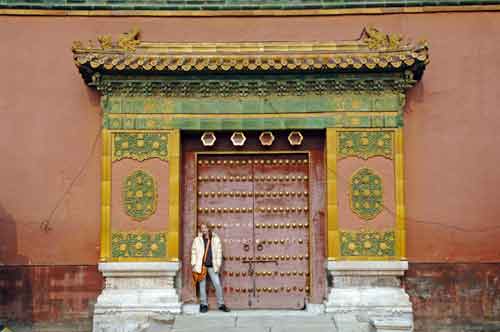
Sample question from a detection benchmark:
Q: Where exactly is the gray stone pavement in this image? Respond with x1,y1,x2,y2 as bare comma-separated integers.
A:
170,311,338,332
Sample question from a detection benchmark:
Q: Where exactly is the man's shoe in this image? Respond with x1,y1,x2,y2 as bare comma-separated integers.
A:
200,305,208,313
218,304,230,312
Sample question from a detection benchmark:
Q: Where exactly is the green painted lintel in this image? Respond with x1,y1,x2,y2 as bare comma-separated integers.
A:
104,114,403,130
102,94,405,115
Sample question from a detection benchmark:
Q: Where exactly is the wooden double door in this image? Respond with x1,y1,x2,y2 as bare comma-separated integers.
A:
196,153,311,309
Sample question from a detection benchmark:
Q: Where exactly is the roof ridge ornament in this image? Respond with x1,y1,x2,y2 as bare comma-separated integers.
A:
117,27,141,51
361,26,405,50
72,27,429,84
72,27,141,52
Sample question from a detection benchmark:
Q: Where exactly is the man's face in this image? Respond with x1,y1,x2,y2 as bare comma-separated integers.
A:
200,224,209,237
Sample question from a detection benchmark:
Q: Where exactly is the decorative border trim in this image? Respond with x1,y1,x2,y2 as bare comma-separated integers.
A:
103,113,403,130
326,128,339,259
2,5,500,16
100,129,112,261
76,52,426,80
395,128,406,259
97,77,413,97
167,129,180,261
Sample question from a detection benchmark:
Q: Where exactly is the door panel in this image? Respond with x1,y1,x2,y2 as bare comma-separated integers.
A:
252,155,310,309
197,155,254,308
196,153,310,309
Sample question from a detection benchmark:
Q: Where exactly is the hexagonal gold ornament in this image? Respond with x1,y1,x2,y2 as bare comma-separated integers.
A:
231,132,246,146
288,131,304,146
259,131,275,146
201,131,216,147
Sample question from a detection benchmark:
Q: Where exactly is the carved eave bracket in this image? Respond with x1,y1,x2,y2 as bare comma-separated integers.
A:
72,27,429,87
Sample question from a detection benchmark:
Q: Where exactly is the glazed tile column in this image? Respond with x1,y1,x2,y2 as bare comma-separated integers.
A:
324,126,413,332
92,127,182,332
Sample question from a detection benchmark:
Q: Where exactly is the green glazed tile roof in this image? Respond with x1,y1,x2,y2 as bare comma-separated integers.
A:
1,0,500,11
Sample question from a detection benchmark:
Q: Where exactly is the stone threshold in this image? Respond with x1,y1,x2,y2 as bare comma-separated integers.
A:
183,310,327,317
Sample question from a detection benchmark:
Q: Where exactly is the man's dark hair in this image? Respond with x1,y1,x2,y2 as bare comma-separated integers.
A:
198,222,212,239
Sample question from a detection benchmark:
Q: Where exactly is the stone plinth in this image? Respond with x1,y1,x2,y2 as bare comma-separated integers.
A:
325,261,413,332
369,318,413,332
93,262,181,332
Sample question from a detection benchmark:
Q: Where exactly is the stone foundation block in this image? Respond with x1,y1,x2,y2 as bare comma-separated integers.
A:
93,262,181,332
325,261,413,332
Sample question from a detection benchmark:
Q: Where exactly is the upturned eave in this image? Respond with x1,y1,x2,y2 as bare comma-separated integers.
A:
72,27,429,84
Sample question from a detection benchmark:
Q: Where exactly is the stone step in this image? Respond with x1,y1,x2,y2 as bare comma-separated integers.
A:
171,313,337,332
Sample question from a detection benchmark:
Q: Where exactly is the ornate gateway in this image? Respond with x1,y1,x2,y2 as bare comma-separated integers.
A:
72,26,428,329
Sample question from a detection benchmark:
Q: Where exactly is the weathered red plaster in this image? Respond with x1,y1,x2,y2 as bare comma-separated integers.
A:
0,265,103,322
0,13,499,263
405,263,500,332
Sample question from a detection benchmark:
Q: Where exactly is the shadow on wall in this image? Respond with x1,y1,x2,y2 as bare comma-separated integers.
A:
0,204,33,324
0,204,30,264
404,79,425,115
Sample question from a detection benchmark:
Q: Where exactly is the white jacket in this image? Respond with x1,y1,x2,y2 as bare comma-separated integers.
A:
191,233,223,273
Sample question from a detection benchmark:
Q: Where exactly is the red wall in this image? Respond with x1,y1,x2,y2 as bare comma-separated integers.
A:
1,12,500,264
0,265,102,322
405,263,500,332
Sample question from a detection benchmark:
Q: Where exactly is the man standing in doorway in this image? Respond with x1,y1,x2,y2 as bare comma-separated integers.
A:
191,222,230,313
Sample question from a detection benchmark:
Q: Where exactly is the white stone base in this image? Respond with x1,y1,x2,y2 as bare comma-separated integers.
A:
305,303,325,314
325,261,413,332
370,318,413,332
182,303,200,315
93,262,181,332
